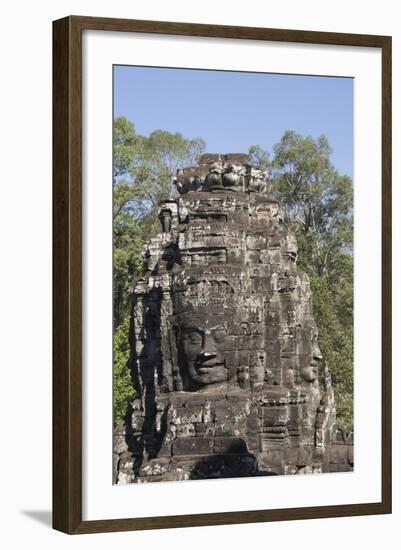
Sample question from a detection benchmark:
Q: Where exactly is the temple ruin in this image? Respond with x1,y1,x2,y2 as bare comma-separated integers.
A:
114,153,353,483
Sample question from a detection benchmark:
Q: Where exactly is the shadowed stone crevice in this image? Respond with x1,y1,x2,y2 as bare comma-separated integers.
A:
189,440,278,480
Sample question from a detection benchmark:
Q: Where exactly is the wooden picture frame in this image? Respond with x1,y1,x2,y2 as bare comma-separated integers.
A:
53,15,392,534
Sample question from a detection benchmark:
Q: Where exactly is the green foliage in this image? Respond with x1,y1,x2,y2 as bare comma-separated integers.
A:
130,129,206,209
113,210,144,328
270,130,353,278
310,276,354,428
113,117,142,179
113,315,135,424
248,144,271,172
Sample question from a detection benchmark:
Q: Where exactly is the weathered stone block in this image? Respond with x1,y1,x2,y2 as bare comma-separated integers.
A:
213,436,248,454
172,437,213,456
176,423,196,438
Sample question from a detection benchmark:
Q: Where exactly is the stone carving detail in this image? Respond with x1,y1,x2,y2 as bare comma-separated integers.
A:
173,153,269,195
114,154,353,483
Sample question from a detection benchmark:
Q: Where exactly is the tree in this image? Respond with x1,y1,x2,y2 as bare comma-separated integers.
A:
113,116,142,180
270,131,353,278
113,315,135,424
130,129,205,212
248,144,271,173
113,210,144,328
310,275,353,428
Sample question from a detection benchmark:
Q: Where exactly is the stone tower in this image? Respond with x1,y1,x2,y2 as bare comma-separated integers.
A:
114,154,353,483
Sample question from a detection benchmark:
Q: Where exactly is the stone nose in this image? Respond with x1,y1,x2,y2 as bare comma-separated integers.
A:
203,331,217,353
312,342,323,362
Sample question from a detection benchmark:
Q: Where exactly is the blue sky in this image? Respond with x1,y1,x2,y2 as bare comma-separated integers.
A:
114,66,353,178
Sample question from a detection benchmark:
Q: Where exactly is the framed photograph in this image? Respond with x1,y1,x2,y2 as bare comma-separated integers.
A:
53,16,392,534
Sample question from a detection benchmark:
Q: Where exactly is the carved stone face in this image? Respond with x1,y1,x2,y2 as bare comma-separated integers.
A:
284,233,298,262
209,161,223,174
300,339,323,383
179,321,229,387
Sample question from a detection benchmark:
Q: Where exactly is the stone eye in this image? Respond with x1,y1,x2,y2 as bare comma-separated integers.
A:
213,329,226,342
187,332,202,344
